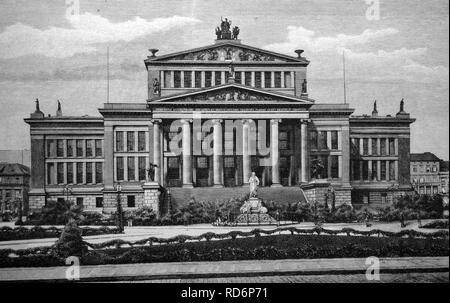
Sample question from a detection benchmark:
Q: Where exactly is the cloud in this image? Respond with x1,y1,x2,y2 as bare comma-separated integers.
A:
0,14,201,59
264,26,449,83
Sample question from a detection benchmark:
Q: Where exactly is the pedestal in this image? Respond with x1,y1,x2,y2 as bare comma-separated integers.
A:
143,182,161,218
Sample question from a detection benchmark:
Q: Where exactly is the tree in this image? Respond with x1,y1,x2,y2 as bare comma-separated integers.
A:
53,218,87,258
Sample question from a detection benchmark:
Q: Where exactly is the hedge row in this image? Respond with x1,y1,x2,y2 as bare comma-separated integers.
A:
0,226,122,241
85,226,449,250
1,233,448,268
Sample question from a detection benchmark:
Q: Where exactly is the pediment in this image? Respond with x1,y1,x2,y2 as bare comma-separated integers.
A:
150,84,314,105
146,42,308,64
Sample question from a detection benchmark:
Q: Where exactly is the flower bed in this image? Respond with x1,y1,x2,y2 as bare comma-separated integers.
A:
420,220,449,229
0,227,448,268
0,226,122,241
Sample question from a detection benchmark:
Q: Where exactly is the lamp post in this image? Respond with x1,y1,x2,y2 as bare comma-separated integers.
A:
115,183,124,232
16,197,23,224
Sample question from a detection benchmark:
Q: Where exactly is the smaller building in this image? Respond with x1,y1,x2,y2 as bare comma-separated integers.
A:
0,163,30,216
410,152,446,195
439,160,449,194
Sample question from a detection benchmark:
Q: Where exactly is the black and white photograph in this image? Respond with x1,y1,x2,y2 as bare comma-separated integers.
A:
0,0,448,290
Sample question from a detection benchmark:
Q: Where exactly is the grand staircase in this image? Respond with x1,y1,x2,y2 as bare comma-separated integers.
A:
166,186,308,210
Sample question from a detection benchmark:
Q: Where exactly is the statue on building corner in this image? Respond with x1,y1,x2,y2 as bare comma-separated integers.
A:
215,26,222,39
153,78,161,95
400,98,405,112
302,79,308,94
35,98,40,112
232,26,240,39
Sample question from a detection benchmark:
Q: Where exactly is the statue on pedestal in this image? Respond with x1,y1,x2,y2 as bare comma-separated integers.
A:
248,172,260,198
153,78,161,95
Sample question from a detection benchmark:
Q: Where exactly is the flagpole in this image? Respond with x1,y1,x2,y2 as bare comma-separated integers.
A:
343,50,347,104
107,46,110,104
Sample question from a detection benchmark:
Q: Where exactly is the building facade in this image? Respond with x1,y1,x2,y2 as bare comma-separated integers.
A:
410,152,448,195
25,23,415,214
0,163,30,216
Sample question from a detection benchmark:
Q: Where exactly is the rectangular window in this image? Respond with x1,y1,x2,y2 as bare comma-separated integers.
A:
57,163,64,184
321,155,328,179
67,162,73,184
164,71,171,88
94,162,102,184
173,71,181,88
255,72,262,88
264,72,271,88
371,161,378,181
184,71,192,87
389,138,396,155
195,71,201,88
363,138,369,155
331,131,338,150
310,130,318,150
86,162,93,184
138,157,146,181
362,161,369,180
138,131,146,151
279,131,290,150
76,197,84,207
353,138,360,155
127,195,135,208
127,157,135,181
116,157,124,181
95,139,103,157
76,162,83,184
235,71,242,84
389,160,396,180
205,71,212,87
284,72,291,88
274,71,281,88
47,163,55,184
95,197,103,208
57,197,65,204
47,139,56,157
168,157,180,179
245,71,251,86
371,138,378,155
86,139,94,157
352,160,360,180
127,132,135,152
380,138,387,156
76,140,84,157
214,71,222,85
57,139,64,157
331,155,339,178
67,139,75,157
116,131,124,152
319,131,328,150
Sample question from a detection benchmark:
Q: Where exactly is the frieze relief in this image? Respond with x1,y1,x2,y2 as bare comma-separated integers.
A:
180,88,275,102
170,47,278,62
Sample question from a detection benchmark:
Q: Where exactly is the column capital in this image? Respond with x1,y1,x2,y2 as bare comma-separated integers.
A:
150,118,162,125
212,119,223,125
242,119,254,125
299,118,311,124
270,119,282,125
180,119,193,124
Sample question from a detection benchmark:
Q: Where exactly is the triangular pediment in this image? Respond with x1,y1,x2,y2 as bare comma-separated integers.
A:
149,83,314,105
145,41,308,64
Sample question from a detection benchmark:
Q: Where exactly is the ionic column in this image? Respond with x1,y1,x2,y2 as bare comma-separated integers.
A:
152,119,162,184
213,119,223,188
251,71,255,87
181,119,193,188
271,119,282,187
242,119,251,185
180,71,185,88
261,72,265,88
300,119,309,183
281,71,285,88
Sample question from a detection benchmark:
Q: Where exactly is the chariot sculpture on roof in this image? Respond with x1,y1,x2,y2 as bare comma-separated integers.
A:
215,17,240,40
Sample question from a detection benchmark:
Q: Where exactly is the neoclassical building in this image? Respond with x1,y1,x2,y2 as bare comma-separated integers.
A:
25,22,415,215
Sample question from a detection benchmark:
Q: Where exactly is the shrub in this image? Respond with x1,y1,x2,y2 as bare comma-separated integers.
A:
420,220,449,229
52,219,88,258
124,206,157,226
38,200,83,225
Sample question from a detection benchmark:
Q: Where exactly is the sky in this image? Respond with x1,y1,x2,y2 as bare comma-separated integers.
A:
0,0,448,159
